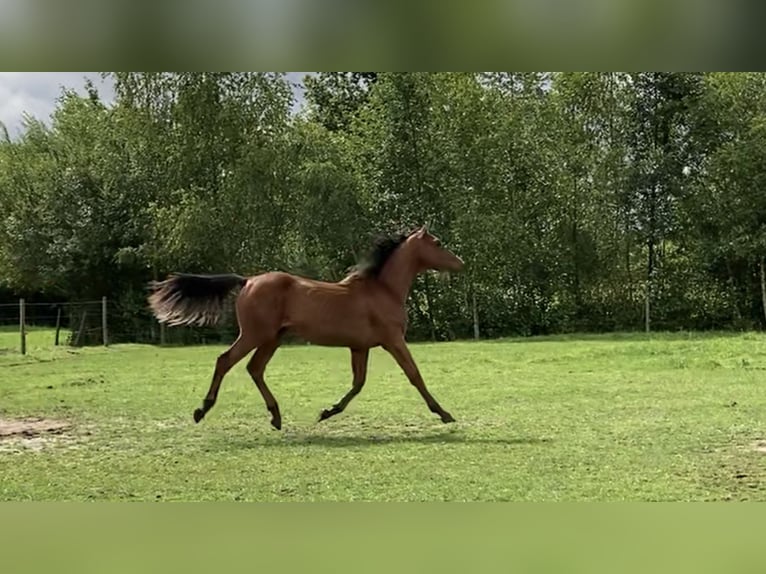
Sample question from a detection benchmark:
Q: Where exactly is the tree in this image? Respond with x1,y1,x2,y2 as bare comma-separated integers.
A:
690,73,766,327
624,73,703,331
304,73,378,132
5,72,766,342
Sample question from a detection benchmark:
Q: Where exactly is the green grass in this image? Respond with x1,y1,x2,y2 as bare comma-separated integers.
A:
1,330,765,501
0,325,79,366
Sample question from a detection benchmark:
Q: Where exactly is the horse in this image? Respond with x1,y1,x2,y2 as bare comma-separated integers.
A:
147,225,464,429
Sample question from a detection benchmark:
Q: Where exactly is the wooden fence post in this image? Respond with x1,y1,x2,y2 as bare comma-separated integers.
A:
102,296,108,346
54,305,62,346
19,298,26,355
73,309,87,347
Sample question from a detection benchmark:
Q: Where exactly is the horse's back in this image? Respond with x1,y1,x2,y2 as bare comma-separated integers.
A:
284,274,376,346
235,271,387,347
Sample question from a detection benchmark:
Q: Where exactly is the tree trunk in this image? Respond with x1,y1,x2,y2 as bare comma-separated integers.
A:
472,287,480,340
645,237,654,333
624,229,633,303
573,240,582,329
760,257,766,327
725,258,742,323
571,177,582,315
644,288,650,333
422,274,437,341
645,176,657,333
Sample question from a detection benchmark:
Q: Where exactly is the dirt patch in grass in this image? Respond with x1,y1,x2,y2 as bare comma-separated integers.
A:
0,417,70,439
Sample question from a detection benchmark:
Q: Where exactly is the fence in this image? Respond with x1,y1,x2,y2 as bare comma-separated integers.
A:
0,296,241,355
0,298,110,355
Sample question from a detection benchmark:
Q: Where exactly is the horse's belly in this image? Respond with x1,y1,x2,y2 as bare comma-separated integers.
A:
286,321,375,348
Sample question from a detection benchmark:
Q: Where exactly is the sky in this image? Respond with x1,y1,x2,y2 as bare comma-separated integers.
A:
0,72,114,137
0,72,308,139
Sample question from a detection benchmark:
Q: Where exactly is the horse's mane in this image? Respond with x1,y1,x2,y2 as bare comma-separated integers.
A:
346,231,409,279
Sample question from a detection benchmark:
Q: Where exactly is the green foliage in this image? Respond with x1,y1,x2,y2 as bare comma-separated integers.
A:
304,72,378,132
3,72,766,339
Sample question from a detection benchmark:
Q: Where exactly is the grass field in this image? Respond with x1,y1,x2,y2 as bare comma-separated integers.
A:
1,328,765,501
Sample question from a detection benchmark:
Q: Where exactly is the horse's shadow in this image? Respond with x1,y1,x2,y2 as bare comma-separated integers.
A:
215,429,551,449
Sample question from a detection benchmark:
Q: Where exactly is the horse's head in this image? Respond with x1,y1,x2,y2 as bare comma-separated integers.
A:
407,226,464,273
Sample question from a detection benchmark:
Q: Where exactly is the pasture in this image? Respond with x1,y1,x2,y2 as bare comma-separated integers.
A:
1,328,765,501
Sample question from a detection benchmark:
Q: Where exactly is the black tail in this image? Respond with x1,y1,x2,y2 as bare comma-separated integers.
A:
148,273,248,327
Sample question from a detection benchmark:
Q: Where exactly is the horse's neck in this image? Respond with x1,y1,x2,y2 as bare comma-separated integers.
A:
378,245,419,304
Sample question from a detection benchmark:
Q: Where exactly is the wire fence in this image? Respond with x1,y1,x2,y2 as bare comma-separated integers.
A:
0,297,240,356
1,299,101,355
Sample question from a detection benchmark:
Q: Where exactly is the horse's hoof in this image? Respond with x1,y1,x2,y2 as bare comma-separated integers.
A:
318,409,332,422
271,418,282,431
193,408,205,423
441,413,456,424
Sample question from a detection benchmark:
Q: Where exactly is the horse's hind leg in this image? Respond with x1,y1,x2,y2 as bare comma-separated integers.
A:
246,338,283,430
193,335,256,423
318,348,369,422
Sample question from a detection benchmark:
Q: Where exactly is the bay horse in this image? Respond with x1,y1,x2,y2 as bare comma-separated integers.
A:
147,226,464,429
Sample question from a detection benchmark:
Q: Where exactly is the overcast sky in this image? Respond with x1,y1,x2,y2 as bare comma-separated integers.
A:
0,72,114,137
0,72,308,139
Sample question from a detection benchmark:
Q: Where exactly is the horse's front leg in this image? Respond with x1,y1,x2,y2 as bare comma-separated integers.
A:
383,337,455,423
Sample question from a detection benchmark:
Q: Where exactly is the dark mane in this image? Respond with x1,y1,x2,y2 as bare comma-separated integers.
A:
349,232,409,278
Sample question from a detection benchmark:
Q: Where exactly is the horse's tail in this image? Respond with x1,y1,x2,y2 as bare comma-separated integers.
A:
148,273,248,327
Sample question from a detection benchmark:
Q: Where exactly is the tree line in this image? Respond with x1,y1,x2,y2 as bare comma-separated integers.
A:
2,72,766,343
